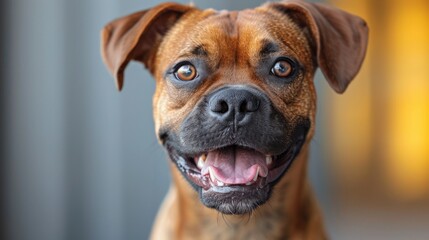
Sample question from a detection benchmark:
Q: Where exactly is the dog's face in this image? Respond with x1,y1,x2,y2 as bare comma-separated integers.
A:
153,9,314,214
101,1,368,214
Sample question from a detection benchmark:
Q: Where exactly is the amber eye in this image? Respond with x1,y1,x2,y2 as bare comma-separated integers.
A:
271,59,293,78
175,64,197,81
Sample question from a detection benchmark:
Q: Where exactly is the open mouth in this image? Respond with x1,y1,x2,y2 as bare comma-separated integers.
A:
162,116,310,214
169,138,305,191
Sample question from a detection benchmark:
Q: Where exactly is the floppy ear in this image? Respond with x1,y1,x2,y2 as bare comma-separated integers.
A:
269,0,369,93
101,3,193,90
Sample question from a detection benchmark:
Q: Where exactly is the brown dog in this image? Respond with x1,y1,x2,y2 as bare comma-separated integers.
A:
101,0,368,239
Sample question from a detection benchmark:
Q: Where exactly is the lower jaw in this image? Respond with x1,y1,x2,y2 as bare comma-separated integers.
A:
195,159,295,214
167,158,300,215
166,135,307,215
200,183,271,215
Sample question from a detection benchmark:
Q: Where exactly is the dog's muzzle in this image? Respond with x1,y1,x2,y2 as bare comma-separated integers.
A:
160,85,310,214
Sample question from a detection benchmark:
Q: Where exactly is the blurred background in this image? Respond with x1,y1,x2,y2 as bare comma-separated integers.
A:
1,0,428,239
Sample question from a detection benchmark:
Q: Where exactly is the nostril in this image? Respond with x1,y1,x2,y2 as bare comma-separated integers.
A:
211,100,229,114
219,101,229,113
239,100,248,113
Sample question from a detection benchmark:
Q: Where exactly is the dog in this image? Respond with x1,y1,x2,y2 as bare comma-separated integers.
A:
101,0,368,239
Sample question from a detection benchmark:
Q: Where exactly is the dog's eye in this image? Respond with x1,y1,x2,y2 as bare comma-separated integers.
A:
175,64,197,81
271,59,293,78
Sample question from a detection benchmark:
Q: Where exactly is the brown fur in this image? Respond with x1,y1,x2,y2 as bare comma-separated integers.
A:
101,1,368,239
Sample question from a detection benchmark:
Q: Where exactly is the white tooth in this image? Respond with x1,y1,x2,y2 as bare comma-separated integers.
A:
253,167,260,182
246,182,252,186
208,167,216,182
266,155,273,165
197,154,206,169
207,167,225,186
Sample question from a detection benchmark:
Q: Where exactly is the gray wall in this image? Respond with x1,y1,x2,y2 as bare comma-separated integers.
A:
2,1,329,240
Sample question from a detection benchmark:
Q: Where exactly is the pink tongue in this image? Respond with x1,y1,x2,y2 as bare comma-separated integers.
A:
201,147,268,184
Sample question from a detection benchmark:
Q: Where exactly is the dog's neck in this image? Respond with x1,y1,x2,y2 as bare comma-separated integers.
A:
151,144,327,239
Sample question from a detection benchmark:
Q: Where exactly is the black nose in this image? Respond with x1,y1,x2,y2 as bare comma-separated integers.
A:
208,87,261,125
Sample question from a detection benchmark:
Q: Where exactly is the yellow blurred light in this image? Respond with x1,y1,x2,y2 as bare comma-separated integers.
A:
328,0,429,201
385,1,429,200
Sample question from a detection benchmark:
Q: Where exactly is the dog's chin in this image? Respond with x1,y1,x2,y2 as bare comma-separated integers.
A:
200,184,271,215
166,137,305,215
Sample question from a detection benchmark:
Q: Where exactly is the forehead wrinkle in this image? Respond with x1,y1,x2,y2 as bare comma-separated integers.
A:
263,12,308,56
261,32,300,58
174,11,240,60
240,10,307,57
199,11,242,70
259,39,280,56
176,43,208,59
